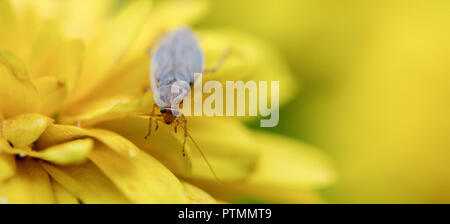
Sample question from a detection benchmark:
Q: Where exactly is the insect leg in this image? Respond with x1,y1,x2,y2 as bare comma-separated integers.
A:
202,47,232,74
144,104,158,139
144,116,152,139
180,115,188,157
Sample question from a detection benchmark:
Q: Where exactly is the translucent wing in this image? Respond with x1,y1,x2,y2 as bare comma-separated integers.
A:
150,27,204,107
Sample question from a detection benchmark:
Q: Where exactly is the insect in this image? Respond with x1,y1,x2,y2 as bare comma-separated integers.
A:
145,26,230,179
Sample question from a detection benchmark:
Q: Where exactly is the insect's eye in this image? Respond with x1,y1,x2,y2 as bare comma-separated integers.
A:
160,108,167,113
172,109,180,116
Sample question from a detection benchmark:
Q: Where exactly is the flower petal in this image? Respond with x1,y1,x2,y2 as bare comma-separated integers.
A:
190,179,324,204
59,96,143,127
90,128,147,158
29,22,84,111
34,76,68,117
5,2,40,61
36,123,140,158
54,0,116,40
29,21,63,79
61,0,208,120
35,123,89,149
119,0,209,67
36,139,93,165
0,158,54,204
66,0,152,106
95,116,193,177
186,132,336,203
0,0,15,48
36,123,189,203
9,0,114,41
2,113,53,147
0,50,41,117
89,143,189,203
1,136,92,166
40,160,131,204
51,179,78,204
182,117,259,180
182,181,216,204
248,131,336,187
0,153,15,182
198,28,296,106
97,117,259,181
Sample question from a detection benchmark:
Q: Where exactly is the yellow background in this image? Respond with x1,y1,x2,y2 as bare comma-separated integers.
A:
198,0,450,203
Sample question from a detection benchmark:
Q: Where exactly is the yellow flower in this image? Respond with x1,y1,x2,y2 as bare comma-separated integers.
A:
0,0,335,204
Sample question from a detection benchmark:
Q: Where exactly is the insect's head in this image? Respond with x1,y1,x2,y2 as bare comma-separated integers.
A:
160,107,180,124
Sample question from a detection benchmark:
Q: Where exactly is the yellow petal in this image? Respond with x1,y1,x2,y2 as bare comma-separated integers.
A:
59,96,143,127
0,158,54,204
183,117,259,180
0,50,41,117
5,2,40,61
198,28,296,106
35,123,189,203
119,0,209,67
66,0,152,106
30,22,84,107
9,0,61,19
191,179,324,204
29,21,63,79
1,136,92,166
0,153,15,182
59,58,150,123
61,0,209,117
182,181,216,204
0,0,15,48
249,131,336,187
9,0,114,40
40,160,130,204
216,200,230,204
0,50,28,79
34,76,68,117
186,132,336,203
87,129,141,157
51,179,78,204
57,40,84,95
36,123,139,158
35,123,89,149
2,113,53,147
55,0,116,40
96,116,258,181
95,116,193,177
89,143,189,203
36,139,93,165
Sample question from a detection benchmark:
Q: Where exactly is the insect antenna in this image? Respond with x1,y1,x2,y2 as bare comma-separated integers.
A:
129,112,163,117
175,118,219,180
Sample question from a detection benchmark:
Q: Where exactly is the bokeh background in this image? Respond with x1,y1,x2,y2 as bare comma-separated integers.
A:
196,0,450,203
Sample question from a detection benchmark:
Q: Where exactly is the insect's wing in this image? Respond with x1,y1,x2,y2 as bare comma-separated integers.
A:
171,27,205,84
150,32,177,107
150,38,173,88
149,57,163,107
150,27,204,106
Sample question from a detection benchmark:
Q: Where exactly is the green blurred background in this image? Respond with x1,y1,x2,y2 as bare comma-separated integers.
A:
197,0,450,203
